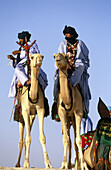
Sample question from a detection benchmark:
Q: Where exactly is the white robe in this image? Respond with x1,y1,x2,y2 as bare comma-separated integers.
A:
8,41,48,98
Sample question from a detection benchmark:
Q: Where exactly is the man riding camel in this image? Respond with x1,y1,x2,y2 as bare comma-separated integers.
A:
52,25,91,120
8,31,48,98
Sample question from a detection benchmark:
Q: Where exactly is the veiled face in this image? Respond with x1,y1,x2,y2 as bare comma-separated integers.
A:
65,33,72,38
54,53,67,69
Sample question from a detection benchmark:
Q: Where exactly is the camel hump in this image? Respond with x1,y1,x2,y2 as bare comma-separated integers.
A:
98,97,110,118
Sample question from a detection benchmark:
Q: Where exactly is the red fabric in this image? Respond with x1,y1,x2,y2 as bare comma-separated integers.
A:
81,132,94,150
67,41,78,68
20,106,22,115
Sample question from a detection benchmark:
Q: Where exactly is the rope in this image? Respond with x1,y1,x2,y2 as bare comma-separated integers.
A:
60,68,68,77
28,84,39,104
9,97,16,121
22,87,28,95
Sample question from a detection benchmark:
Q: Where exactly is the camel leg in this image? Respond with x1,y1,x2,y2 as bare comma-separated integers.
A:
24,115,36,162
59,109,69,169
22,108,31,168
70,116,79,169
74,112,88,170
109,146,111,163
61,123,69,169
15,122,24,167
37,108,52,168
67,122,72,169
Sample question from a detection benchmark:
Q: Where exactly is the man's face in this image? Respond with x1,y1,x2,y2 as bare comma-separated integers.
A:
19,39,24,45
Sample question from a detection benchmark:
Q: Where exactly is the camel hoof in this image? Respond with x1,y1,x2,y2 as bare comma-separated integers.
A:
24,161,30,168
68,163,74,169
61,161,68,169
45,163,53,168
45,159,53,168
15,163,20,167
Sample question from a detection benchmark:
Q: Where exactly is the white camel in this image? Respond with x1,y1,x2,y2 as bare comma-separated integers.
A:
53,53,88,170
15,53,52,168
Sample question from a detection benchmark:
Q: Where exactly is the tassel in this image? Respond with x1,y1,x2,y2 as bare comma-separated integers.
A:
8,58,12,66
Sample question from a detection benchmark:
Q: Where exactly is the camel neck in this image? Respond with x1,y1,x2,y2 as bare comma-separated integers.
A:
59,69,71,105
30,67,39,100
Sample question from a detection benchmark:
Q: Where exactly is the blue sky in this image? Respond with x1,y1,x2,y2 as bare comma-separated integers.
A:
0,0,111,168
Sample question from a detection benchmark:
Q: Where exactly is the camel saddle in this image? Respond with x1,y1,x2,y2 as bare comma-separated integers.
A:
14,81,50,123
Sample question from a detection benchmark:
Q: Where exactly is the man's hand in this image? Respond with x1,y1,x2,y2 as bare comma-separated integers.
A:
7,55,15,62
12,50,20,55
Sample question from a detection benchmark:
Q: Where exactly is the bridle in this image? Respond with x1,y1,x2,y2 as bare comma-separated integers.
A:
22,62,40,104
59,68,68,77
28,84,39,104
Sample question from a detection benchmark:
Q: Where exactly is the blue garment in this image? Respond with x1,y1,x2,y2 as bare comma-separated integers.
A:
107,106,111,111
54,40,91,113
81,116,93,134
8,41,48,98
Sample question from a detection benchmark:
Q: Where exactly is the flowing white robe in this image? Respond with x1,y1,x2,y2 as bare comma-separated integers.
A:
8,42,48,98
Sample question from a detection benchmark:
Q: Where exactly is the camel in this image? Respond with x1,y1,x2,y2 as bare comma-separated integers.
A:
15,53,52,168
83,98,111,169
53,53,88,170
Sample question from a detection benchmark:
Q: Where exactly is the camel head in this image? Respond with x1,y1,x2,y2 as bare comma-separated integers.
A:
30,53,44,68
54,53,68,69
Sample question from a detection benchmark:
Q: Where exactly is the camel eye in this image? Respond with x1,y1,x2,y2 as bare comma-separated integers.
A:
31,56,34,60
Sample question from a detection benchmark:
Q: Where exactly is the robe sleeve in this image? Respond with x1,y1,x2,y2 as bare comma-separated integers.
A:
29,42,40,54
70,40,89,86
75,40,89,68
58,41,67,54
38,68,48,90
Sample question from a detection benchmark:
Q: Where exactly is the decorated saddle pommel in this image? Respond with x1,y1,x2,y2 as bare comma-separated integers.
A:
16,39,36,78
16,39,36,65
98,97,110,118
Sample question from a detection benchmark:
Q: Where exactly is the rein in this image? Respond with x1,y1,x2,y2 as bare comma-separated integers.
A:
59,68,68,77
28,84,39,104
22,65,39,104
61,86,73,112
22,87,28,95
21,85,39,104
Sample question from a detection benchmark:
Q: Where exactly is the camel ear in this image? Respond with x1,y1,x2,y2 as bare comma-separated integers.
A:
53,53,56,58
98,97,110,118
41,55,44,59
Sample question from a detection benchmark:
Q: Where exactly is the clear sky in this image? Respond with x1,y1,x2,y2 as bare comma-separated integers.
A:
0,0,111,168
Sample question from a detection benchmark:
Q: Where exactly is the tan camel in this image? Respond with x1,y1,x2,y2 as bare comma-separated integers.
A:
53,53,88,170
15,53,52,168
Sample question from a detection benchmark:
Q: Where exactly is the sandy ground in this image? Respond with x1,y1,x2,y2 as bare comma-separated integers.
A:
0,168,68,170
